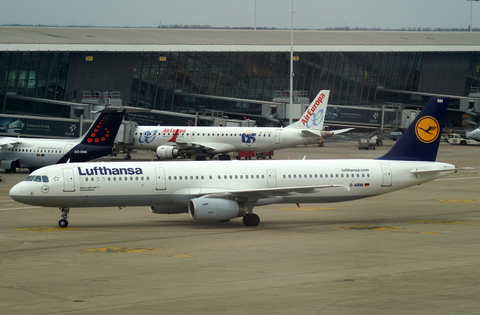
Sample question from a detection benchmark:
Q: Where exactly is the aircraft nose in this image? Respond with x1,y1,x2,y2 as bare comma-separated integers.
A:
9,183,28,203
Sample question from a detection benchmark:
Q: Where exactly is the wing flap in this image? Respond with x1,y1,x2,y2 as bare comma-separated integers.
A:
200,184,343,200
174,141,237,154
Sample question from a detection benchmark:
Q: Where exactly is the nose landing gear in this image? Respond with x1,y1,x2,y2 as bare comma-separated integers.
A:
59,207,70,228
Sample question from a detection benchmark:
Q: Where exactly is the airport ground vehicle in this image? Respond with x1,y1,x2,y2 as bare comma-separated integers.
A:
447,133,480,145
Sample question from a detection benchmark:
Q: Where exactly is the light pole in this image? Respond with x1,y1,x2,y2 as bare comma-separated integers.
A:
289,0,294,125
468,0,480,32
254,0,257,30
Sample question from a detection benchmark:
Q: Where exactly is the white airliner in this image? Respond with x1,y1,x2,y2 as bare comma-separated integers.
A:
466,127,480,141
0,107,125,172
10,97,459,228
122,90,351,160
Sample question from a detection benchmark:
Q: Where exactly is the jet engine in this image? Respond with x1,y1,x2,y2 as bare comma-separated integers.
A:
149,205,187,214
156,145,180,159
188,198,250,222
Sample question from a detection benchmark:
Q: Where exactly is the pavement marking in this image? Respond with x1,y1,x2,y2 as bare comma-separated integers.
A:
82,247,162,253
278,206,336,211
11,226,80,232
438,199,480,203
408,219,472,224
435,176,480,181
0,206,42,211
332,225,402,231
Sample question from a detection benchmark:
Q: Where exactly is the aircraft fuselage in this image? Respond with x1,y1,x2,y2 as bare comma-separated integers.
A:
10,159,455,209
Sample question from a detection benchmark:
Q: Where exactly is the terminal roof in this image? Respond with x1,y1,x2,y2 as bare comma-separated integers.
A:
1,27,480,52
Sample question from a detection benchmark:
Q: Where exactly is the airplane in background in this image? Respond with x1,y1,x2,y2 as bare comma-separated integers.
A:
466,127,480,141
121,90,352,160
0,107,125,172
10,97,460,228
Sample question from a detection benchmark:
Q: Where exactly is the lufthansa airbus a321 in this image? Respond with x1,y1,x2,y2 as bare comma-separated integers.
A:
122,90,352,160
10,97,459,228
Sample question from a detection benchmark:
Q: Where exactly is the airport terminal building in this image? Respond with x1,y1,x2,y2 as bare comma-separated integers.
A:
2,27,480,130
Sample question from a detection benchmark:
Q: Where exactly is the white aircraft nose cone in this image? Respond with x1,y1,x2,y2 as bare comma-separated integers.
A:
9,183,28,202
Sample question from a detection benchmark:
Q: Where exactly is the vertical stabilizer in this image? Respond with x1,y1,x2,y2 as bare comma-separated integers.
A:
286,90,329,130
57,107,125,164
377,97,449,162
79,107,125,146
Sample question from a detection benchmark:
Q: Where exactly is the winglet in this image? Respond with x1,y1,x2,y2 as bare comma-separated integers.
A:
377,97,449,162
286,90,329,130
168,129,180,142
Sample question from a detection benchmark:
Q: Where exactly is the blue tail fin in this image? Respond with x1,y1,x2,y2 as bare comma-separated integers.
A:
57,107,125,164
80,107,125,146
377,97,449,162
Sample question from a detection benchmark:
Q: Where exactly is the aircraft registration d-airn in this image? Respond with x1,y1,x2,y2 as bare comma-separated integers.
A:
122,90,352,160
10,97,458,228
0,107,125,172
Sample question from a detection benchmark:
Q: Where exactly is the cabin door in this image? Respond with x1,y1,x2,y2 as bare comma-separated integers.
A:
155,167,166,190
274,129,281,144
381,164,392,187
62,168,75,192
267,169,277,188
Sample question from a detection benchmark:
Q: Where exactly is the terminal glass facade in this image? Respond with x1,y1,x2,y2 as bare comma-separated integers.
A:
0,52,70,101
2,50,480,116
129,51,425,110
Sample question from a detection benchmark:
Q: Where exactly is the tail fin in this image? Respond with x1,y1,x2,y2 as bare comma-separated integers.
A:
286,90,329,130
80,107,125,146
377,97,449,162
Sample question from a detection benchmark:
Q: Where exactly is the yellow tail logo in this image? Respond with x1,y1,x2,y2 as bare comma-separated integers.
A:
415,116,440,143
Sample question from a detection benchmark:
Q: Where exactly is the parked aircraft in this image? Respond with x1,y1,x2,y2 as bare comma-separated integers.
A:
0,107,125,172
122,90,351,160
10,97,458,228
466,127,480,141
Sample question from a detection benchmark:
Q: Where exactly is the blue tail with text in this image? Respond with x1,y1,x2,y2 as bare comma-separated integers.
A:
377,97,449,162
57,107,125,164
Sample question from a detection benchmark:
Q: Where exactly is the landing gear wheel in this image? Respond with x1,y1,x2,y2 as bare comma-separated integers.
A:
59,207,70,228
243,213,260,227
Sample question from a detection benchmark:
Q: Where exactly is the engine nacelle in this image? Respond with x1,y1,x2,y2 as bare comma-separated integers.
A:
188,198,250,222
156,145,180,159
149,205,187,214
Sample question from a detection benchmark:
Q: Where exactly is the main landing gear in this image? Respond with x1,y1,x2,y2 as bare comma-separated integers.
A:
58,207,70,228
243,213,260,227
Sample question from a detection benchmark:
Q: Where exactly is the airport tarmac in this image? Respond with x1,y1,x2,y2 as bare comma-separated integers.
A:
1,140,480,315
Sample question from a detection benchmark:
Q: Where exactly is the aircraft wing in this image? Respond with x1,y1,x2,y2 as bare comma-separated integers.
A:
188,184,344,205
0,137,20,147
174,141,237,154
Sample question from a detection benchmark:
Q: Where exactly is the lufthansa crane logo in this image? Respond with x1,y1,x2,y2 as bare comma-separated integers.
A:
415,116,440,143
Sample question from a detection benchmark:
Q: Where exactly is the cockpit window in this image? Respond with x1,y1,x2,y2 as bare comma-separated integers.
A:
25,175,49,182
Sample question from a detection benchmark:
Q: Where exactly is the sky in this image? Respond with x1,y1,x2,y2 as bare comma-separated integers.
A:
0,0,477,30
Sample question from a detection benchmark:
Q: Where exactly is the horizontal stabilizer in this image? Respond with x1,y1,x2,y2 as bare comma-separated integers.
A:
411,167,472,175
332,128,354,135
